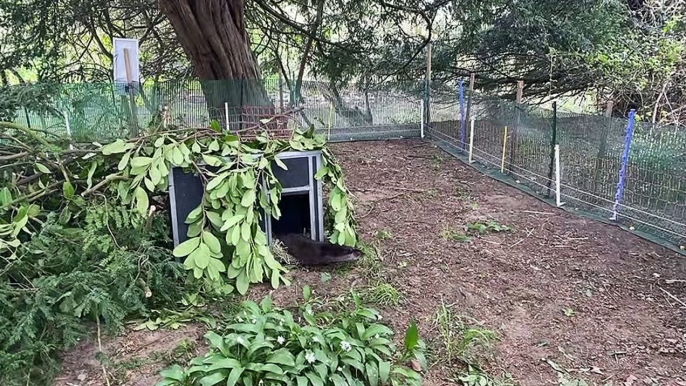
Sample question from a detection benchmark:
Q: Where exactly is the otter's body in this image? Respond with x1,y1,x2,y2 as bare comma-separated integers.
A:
275,233,362,265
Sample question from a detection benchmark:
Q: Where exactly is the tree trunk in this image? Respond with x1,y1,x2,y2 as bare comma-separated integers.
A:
323,81,373,127
293,0,325,106
159,0,272,124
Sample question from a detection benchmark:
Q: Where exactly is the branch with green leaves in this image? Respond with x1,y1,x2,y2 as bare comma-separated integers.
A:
1,121,357,295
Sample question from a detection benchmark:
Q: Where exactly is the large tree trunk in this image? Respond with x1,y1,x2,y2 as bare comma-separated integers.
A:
159,0,272,125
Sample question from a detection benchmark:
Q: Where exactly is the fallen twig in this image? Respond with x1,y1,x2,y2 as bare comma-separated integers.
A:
81,174,127,197
658,286,686,308
0,151,29,161
378,186,427,194
522,210,555,215
0,121,52,147
96,316,111,386
359,203,376,218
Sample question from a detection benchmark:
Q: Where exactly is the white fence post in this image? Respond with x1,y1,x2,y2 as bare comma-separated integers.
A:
224,102,229,131
420,100,425,139
64,111,74,150
555,144,564,207
469,118,475,163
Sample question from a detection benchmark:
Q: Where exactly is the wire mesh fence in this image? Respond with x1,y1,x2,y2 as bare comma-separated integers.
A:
427,85,686,251
5,76,686,248
6,78,422,142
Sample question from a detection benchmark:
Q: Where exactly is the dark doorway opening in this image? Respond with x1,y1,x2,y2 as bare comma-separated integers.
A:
271,193,311,237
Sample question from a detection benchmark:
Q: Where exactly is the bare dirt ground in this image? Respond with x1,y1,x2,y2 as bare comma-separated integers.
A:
58,139,686,386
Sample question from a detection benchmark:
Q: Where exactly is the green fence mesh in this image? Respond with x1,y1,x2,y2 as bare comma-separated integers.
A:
9,78,684,249
6,79,422,142
428,89,686,252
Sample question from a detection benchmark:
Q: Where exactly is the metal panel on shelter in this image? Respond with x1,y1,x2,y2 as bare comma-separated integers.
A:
169,151,324,247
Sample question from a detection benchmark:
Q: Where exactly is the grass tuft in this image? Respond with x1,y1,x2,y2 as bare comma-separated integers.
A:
362,282,402,306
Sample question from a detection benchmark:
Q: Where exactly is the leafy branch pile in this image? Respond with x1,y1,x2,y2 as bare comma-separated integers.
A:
0,120,356,384
157,291,425,386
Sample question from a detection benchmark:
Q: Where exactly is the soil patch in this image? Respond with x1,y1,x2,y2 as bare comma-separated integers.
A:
58,139,686,386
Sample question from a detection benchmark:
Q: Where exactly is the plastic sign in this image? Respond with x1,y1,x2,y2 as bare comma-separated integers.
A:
113,38,140,95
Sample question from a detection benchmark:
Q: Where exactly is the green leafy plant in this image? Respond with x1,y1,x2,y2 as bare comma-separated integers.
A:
0,199,186,385
455,365,518,386
374,230,393,241
441,228,472,243
320,272,332,283
0,121,356,384
1,121,356,298
103,126,355,294
156,295,425,386
316,146,357,246
466,221,511,235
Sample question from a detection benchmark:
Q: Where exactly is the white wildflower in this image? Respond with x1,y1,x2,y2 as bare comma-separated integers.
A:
251,318,257,324
277,336,286,345
279,321,284,327
337,367,342,372
306,308,313,315
236,316,243,322
312,336,320,343
236,337,244,344
340,341,352,352
374,334,379,340
377,314,383,320
305,351,316,364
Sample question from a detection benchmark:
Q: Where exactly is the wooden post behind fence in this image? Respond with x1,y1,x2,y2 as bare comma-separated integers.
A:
278,71,284,110
509,80,524,172
592,100,614,195
466,72,475,129
425,42,432,125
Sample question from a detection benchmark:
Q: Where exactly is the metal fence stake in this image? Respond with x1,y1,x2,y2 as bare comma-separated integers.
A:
611,109,637,221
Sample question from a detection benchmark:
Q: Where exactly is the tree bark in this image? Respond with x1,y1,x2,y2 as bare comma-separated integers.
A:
159,0,272,123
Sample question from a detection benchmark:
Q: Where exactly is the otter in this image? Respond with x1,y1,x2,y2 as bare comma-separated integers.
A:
274,233,362,266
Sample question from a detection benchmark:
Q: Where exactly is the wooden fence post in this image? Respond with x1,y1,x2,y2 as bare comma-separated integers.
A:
509,80,524,172
592,101,614,195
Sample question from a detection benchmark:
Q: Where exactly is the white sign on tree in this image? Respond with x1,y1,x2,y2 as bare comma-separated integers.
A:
113,38,140,95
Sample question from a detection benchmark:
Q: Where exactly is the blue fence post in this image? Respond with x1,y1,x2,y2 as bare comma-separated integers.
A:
459,79,466,150
611,109,636,221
